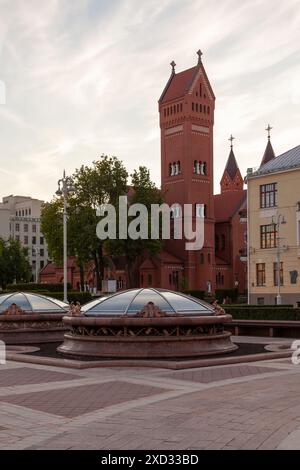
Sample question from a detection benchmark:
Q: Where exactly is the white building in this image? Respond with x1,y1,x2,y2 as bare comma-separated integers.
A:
0,195,49,281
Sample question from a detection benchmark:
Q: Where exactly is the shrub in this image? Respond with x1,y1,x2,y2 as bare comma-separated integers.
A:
185,290,205,300
49,291,93,304
215,288,238,303
223,306,300,321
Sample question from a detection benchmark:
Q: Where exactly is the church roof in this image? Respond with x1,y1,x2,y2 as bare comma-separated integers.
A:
160,66,197,103
224,148,239,179
214,190,247,222
260,140,276,167
255,144,300,176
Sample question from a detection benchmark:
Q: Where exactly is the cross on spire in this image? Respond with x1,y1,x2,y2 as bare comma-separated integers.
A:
197,49,203,65
170,60,176,74
265,124,273,140
229,134,235,149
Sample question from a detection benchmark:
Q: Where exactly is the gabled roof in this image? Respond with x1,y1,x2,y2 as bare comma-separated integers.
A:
159,60,215,104
214,190,247,222
260,140,276,167
224,148,239,179
255,144,300,176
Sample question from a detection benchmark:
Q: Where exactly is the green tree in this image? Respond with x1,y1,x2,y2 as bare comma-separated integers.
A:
41,155,128,290
105,166,164,287
0,238,31,289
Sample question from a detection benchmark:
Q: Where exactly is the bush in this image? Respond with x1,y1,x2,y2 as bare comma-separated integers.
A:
49,291,93,304
185,290,205,300
215,288,238,303
6,282,72,292
223,306,300,321
223,304,293,308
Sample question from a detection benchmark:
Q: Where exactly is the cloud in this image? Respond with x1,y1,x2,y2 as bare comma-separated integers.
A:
0,0,299,201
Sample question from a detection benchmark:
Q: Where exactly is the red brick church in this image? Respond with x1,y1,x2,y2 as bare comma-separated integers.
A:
40,51,247,295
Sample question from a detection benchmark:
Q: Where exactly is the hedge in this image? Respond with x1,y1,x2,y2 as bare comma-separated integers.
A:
223,306,300,321
185,290,205,300
49,291,93,304
223,304,293,308
6,283,72,292
215,288,238,303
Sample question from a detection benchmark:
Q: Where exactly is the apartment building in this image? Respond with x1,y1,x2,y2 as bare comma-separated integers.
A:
0,195,49,281
247,143,300,306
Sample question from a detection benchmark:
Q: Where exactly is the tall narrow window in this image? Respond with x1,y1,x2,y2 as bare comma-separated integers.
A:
256,263,266,286
215,235,219,252
221,234,226,250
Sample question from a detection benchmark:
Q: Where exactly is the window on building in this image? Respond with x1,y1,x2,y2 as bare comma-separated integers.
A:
196,204,206,218
200,104,202,112
164,109,166,117
257,297,265,305
40,260,44,270
148,274,152,286
15,211,18,216
260,224,277,248
40,236,44,245
192,102,194,111
215,235,219,252
260,183,277,208
208,106,210,115
15,235,20,241
221,234,226,250
40,248,44,257
32,225,36,233
24,235,28,245
29,208,31,215
25,209,28,215
24,224,28,232
32,236,36,245
15,223,19,232
180,103,183,112
256,263,266,286
177,104,179,113
22,210,24,216
273,262,283,286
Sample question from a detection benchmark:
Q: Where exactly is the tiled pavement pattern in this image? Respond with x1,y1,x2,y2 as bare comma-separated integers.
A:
0,381,166,418
0,367,79,387
0,358,300,449
161,364,277,383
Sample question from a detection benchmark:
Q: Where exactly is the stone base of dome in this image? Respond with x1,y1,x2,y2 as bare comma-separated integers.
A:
58,312,238,359
0,314,69,344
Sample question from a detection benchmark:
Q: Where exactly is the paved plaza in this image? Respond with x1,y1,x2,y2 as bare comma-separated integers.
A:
0,341,300,450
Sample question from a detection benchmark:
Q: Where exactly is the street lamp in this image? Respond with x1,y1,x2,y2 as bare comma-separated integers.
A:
56,170,75,303
271,213,286,305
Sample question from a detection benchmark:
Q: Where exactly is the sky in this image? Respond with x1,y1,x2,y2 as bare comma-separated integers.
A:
0,0,300,202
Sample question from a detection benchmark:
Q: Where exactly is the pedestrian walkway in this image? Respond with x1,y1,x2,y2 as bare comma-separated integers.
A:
0,353,299,449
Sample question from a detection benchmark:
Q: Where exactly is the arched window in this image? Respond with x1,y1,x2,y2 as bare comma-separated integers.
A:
200,104,202,113
169,163,172,176
177,161,181,174
207,106,210,115
167,108,169,116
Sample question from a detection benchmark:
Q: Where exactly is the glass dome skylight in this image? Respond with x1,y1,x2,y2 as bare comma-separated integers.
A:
81,288,214,317
0,292,69,313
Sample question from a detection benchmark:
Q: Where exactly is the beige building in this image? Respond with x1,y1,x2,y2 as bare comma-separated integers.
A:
247,141,300,306
0,195,49,281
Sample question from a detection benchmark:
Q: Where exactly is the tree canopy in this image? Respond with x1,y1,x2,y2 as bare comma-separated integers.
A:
0,238,32,289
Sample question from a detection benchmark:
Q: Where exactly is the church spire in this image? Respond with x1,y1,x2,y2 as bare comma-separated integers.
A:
220,135,244,193
260,124,276,167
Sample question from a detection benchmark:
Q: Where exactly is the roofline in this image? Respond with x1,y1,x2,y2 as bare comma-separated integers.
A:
158,70,175,103
247,164,300,181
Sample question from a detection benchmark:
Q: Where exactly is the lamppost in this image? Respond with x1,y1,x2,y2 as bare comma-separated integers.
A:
272,213,286,305
55,170,75,303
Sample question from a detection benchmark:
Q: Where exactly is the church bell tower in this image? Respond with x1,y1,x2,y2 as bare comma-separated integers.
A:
158,51,216,291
